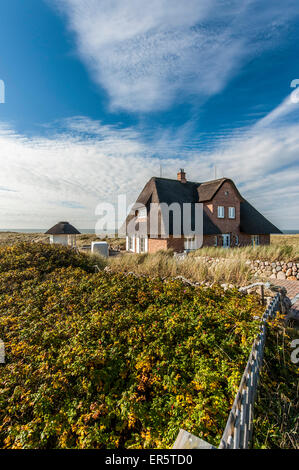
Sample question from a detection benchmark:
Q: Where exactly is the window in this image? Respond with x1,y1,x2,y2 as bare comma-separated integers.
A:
128,236,134,251
217,206,225,218
214,236,218,247
252,235,260,246
222,234,230,248
140,237,146,253
235,235,239,246
228,207,235,219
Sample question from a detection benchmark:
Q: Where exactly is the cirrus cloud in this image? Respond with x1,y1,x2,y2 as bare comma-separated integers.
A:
53,0,299,112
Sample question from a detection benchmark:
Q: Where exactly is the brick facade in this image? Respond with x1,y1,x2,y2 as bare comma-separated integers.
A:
148,238,168,253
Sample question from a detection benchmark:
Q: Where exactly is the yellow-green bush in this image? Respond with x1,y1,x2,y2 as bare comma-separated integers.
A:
0,244,297,449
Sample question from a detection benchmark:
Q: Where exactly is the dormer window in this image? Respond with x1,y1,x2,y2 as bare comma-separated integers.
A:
228,207,235,219
217,206,225,218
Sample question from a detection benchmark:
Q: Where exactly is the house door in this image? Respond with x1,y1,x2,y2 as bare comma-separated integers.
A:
222,234,230,248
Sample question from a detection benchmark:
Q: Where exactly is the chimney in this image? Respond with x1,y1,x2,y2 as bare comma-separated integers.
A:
177,168,187,183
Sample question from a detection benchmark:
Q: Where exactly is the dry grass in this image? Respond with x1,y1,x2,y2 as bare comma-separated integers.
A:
108,250,253,285
190,240,299,262
0,232,126,250
271,233,299,248
108,234,299,285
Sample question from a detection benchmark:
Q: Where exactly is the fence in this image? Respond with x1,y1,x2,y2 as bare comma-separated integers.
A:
173,292,281,450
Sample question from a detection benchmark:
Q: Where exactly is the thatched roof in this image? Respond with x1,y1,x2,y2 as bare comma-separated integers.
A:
45,222,81,235
240,200,281,234
125,176,281,236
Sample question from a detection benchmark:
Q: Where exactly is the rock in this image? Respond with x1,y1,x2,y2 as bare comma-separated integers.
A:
276,266,282,272
277,271,286,280
286,268,292,277
288,276,297,281
270,274,277,279
288,262,293,268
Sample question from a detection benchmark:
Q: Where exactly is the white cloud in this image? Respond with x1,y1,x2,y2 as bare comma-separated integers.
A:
0,92,299,229
53,0,298,112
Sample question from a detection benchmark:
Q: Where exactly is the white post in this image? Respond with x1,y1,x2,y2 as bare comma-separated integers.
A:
126,236,129,251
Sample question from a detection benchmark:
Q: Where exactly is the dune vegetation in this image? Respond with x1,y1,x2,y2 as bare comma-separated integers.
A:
0,243,297,449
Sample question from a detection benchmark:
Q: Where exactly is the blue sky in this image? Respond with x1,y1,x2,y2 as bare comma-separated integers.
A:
0,0,299,229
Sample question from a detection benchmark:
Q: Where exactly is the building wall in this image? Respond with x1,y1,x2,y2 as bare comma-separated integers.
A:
50,234,68,246
203,181,241,234
203,233,270,248
148,238,168,253
167,236,184,252
140,233,270,254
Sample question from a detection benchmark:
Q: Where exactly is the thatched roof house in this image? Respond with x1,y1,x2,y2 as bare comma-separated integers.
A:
124,170,281,253
45,221,80,247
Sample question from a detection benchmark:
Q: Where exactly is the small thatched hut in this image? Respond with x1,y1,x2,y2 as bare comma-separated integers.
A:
45,221,80,248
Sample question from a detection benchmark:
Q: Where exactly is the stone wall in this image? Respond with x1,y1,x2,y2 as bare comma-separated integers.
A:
193,256,299,281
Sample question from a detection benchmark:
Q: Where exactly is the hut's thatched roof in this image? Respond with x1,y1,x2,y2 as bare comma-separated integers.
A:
45,222,81,235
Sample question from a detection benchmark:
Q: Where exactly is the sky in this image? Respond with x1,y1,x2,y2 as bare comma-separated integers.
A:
0,0,299,230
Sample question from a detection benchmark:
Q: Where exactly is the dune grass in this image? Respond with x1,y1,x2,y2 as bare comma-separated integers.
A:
189,243,299,262
108,250,253,285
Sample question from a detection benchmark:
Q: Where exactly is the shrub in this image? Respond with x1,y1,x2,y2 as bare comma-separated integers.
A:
0,242,106,276
0,244,263,448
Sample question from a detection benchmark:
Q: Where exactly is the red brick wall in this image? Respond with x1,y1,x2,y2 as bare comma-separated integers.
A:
203,234,270,248
204,181,241,234
167,236,184,252
146,233,270,253
148,238,168,253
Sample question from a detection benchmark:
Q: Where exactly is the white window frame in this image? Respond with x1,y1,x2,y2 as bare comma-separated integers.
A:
128,235,135,251
222,234,230,248
228,207,235,219
252,235,260,246
217,206,225,218
139,236,148,253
